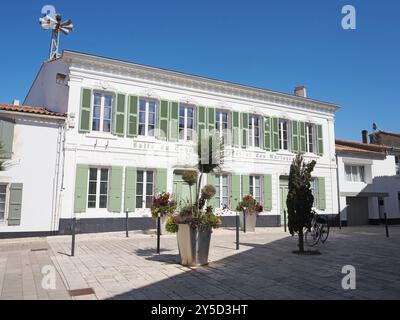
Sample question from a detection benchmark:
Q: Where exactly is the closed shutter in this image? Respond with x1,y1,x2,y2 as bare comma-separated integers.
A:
114,93,126,136
158,101,169,140
242,175,250,197
317,177,326,211
197,106,207,139
124,167,136,212
263,117,271,151
232,111,240,147
272,118,279,151
7,183,23,226
241,113,249,148
263,174,272,211
0,119,15,159
156,168,168,193
74,164,89,213
109,166,123,213
79,88,92,133
299,122,306,153
291,120,299,153
127,96,138,137
207,108,216,131
207,172,216,208
316,124,324,156
169,102,179,141
231,175,241,211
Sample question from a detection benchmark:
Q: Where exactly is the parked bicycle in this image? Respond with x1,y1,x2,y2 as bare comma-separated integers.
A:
304,214,330,247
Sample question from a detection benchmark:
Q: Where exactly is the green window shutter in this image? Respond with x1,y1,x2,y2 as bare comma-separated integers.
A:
263,117,271,151
158,101,169,140
114,93,126,137
7,183,23,226
242,175,250,197
74,164,89,213
299,122,306,153
156,168,168,193
317,177,326,211
241,113,249,148
207,172,216,208
109,166,123,213
79,88,92,133
263,174,272,211
0,119,15,159
124,167,136,212
291,120,299,153
316,124,324,156
232,111,240,147
169,102,179,141
231,175,241,211
197,106,207,138
127,96,138,137
272,118,279,151
207,108,216,131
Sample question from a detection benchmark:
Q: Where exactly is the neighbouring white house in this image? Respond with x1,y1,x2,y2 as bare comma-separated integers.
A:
0,50,340,237
336,139,400,226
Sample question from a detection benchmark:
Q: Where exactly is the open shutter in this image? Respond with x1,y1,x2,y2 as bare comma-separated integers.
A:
207,172,216,208
299,122,306,153
263,174,272,211
207,108,216,131
169,102,179,141
109,166,123,213
242,175,250,197
156,168,168,193
231,175,241,211
7,183,23,226
272,118,279,151
197,106,207,139
317,177,326,211
114,93,126,137
263,117,271,151
0,119,15,159
124,167,136,213
291,120,299,153
232,111,240,147
158,101,169,140
79,88,92,133
127,96,138,137
241,113,249,148
74,164,89,213
316,124,324,156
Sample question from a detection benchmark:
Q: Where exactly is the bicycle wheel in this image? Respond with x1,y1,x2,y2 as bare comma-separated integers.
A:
320,225,330,243
305,224,321,247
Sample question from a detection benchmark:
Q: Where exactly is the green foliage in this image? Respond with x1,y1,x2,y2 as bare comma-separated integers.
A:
182,171,197,186
166,216,179,233
200,185,216,201
236,195,263,213
151,192,177,221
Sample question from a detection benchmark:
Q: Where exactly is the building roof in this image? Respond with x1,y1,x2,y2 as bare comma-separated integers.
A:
370,130,400,138
336,139,389,156
0,104,66,118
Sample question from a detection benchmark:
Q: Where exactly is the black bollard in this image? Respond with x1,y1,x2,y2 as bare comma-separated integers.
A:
243,209,247,234
284,210,287,233
236,211,240,250
384,212,390,238
125,211,129,238
71,217,76,257
157,214,161,254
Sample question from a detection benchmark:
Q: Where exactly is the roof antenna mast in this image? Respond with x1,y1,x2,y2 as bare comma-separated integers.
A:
39,6,74,61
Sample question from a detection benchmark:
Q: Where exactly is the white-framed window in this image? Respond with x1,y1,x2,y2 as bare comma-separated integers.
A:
310,179,319,209
249,115,261,148
249,175,262,204
215,175,230,209
345,165,365,182
216,110,229,143
136,170,155,209
0,184,8,223
92,92,113,133
88,168,109,209
306,123,316,153
279,119,290,151
395,156,400,176
139,99,157,137
179,104,195,141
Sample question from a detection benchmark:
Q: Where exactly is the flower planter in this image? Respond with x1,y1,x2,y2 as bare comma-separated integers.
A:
240,211,258,232
177,224,212,267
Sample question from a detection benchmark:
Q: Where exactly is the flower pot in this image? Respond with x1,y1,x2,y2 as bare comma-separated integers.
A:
177,224,212,267
240,210,258,232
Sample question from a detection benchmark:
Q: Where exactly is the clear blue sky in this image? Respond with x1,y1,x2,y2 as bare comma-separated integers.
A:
0,0,399,141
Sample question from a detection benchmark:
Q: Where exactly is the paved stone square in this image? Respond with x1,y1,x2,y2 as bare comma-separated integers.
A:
0,226,399,300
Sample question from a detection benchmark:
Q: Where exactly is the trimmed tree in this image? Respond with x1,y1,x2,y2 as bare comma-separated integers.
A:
287,154,316,253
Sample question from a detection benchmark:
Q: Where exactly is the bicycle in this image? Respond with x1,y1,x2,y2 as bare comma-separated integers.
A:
304,214,330,247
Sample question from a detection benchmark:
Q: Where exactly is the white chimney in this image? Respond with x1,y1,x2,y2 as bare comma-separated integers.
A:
12,99,20,106
294,86,307,98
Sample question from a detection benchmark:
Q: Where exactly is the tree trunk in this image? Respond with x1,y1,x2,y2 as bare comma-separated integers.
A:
298,229,305,253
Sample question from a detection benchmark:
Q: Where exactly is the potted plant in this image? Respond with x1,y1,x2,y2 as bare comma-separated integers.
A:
236,195,263,232
166,132,224,266
151,192,177,235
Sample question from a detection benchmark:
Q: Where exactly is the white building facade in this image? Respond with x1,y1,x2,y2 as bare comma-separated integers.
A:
1,50,340,236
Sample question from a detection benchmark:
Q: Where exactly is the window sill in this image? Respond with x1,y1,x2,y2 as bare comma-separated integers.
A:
134,136,159,143
276,150,295,156
86,132,118,140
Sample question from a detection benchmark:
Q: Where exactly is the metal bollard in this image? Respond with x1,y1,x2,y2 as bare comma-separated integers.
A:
384,212,390,238
71,217,76,257
157,213,161,254
125,211,129,238
236,211,240,250
243,209,247,234
284,210,287,233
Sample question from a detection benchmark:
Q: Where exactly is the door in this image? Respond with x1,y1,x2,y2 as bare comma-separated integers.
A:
173,171,197,208
280,185,289,226
346,197,369,226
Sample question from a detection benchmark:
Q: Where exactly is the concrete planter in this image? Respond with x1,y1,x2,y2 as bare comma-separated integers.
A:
240,210,258,232
177,224,212,267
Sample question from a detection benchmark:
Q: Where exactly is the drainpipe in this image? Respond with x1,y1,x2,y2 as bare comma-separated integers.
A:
335,153,342,229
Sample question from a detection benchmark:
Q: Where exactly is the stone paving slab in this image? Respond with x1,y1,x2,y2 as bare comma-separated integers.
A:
0,226,399,300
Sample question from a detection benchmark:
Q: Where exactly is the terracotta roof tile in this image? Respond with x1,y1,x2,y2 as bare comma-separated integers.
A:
0,104,66,118
336,139,387,155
